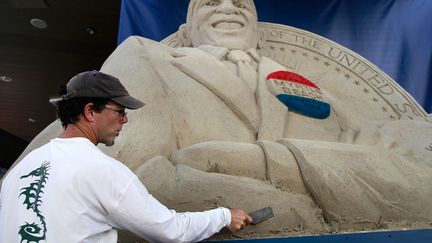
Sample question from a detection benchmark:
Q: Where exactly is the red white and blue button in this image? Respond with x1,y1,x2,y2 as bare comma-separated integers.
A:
266,71,331,119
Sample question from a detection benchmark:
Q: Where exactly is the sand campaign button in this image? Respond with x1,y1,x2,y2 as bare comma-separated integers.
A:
266,71,331,119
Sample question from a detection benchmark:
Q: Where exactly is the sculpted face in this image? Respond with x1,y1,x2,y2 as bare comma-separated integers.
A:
188,0,259,50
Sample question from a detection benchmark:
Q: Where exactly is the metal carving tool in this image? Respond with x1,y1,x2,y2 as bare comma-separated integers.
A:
249,207,274,225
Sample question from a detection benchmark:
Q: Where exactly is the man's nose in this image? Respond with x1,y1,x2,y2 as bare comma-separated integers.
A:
216,0,239,14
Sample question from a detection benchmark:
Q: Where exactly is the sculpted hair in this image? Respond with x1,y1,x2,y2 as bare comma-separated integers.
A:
56,84,109,128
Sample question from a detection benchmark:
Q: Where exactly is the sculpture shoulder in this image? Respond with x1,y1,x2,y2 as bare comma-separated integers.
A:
101,36,175,89
107,36,175,62
101,36,176,80
5,120,63,177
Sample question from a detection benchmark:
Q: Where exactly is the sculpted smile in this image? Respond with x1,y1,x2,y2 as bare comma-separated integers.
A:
212,20,244,29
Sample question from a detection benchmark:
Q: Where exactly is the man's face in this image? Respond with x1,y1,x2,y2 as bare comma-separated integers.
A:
188,0,258,50
94,101,128,146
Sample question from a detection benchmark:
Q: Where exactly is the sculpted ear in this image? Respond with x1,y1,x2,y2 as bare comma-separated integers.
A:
178,24,192,47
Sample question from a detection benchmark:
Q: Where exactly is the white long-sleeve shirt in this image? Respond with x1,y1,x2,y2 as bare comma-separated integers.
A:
0,137,231,243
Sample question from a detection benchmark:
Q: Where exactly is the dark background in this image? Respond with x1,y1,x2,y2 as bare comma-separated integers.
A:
0,0,121,173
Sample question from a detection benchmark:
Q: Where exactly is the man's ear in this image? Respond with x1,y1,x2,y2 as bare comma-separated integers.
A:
82,103,96,122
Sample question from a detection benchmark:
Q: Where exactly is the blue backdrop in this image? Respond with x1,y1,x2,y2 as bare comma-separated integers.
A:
117,0,432,113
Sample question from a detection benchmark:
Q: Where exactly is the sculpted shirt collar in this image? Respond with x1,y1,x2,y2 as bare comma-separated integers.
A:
197,44,261,64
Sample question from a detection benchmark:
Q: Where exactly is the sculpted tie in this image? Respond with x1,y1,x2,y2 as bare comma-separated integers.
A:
226,50,258,93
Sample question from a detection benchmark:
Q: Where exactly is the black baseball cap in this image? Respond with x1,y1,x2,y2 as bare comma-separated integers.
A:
49,70,144,109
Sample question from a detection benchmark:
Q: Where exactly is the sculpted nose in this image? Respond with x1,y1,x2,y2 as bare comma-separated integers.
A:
216,0,239,14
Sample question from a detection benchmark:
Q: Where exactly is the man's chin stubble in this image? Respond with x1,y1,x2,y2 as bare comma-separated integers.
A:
104,141,115,147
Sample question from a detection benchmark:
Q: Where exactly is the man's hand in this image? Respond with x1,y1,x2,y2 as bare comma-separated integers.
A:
227,209,252,232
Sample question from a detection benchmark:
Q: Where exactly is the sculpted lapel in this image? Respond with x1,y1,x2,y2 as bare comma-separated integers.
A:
170,48,292,141
171,47,259,134
256,57,290,140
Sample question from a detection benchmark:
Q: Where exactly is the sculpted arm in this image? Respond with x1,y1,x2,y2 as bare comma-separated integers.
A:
171,140,308,195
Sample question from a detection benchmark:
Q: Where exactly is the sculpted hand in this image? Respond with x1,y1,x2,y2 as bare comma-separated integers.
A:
171,141,267,179
227,209,252,232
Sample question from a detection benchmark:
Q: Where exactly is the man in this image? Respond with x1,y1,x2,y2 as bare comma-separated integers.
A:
7,0,432,238
0,70,252,242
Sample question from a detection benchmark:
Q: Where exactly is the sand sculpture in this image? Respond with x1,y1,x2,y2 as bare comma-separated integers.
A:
12,0,432,240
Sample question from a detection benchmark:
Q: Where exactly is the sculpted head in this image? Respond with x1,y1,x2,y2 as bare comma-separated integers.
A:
185,0,259,50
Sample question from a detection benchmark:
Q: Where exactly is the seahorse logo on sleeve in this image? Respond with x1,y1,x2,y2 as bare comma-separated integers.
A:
18,161,50,243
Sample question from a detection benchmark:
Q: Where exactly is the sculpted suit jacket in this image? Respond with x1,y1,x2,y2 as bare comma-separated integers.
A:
101,36,343,162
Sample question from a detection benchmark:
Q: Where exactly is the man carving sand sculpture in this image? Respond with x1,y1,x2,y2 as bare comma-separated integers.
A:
9,0,432,239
